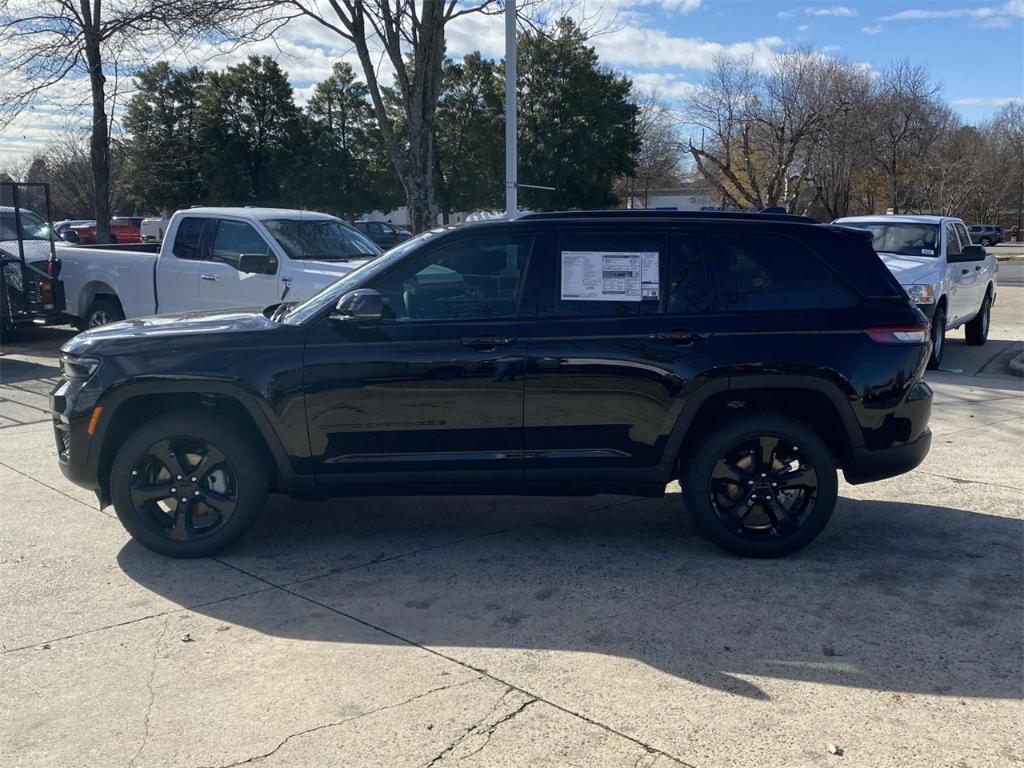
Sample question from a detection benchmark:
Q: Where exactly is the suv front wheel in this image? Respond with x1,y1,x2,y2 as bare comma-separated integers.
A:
110,412,268,557
682,413,838,558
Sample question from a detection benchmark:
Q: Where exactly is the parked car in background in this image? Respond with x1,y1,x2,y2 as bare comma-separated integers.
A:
54,219,95,241
65,217,144,244
52,210,934,559
353,220,412,248
140,217,166,243
834,215,997,369
967,224,1003,246
55,207,382,329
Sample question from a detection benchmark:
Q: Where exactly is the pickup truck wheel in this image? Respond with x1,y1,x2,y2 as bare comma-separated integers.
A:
927,305,946,370
965,292,991,346
110,413,268,557
81,298,124,329
681,413,838,558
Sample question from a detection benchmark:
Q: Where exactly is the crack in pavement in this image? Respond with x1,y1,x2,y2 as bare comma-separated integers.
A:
0,459,117,519
421,687,535,767
912,469,1023,492
932,414,1024,439
127,616,170,768
194,677,484,768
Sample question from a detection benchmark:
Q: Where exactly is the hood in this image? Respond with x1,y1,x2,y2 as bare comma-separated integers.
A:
62,306,275,357
299,258,371,276
876,253,942,285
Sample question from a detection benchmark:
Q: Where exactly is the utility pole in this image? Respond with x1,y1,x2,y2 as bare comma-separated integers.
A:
504,0,517,218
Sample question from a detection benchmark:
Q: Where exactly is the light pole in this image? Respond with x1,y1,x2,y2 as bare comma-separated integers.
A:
504,0,517,218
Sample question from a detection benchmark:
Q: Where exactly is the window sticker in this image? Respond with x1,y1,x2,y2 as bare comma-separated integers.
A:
922,249,935,255
560,250,659,301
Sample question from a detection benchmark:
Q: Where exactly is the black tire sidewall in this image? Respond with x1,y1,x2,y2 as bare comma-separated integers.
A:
110,413,268,557
965,294,990,346
86,298,124,328
682,413,839,558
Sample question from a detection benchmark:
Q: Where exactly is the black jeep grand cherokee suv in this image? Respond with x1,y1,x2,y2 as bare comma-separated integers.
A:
51,211,933,559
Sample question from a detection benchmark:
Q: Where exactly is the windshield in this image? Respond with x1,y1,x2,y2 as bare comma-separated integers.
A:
281,230,440,325
0,210,50,241
263,218,380,261
844,222,940,258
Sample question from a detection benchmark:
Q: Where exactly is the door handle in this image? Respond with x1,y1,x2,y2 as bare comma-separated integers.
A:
461,336,516,350
650,330,710,344
200,274,220,281
975,266,983,271
961,268,970,275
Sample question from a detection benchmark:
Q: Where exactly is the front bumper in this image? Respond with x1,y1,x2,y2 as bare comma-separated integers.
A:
843,428,932,485
50,378,103,493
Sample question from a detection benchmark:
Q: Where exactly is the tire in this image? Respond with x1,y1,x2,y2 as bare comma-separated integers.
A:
109,412,269,557
80,297,124,330
980,238,991,247
927,303,946,370
681,412,838,558
965,291,991,346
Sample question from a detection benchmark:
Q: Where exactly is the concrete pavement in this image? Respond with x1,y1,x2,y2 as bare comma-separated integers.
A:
1,291,1021,768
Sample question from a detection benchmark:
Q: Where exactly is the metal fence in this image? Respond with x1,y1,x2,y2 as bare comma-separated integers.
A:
1,182,61,329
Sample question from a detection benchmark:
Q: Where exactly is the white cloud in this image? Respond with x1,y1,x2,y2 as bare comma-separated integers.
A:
950,96,1024,106
879,1,1023,22
595,26,785,71
806,5,857,17
631,71,700,100
777,9,798,18
861,24,884,34
797,24,810,31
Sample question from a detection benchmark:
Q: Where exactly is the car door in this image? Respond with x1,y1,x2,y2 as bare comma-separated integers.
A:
198,218,281,310
944,221,976,324
303,230,537,486
956,221,989,309
523,226,717,486
155,216,205,314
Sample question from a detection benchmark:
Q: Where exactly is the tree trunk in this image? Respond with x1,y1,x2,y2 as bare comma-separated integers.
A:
84,31,111,243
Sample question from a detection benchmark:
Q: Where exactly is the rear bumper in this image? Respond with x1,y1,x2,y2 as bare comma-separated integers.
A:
843,428,931,485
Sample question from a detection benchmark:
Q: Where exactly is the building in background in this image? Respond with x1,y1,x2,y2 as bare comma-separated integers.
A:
623,185,715,211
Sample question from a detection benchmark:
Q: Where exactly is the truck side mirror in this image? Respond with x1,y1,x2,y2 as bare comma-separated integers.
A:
238,252,278,275
950,245,986,262
330,289,383,321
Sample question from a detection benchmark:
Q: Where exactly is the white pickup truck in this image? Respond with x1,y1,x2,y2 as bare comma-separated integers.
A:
56,207,382,328
833,215,998,369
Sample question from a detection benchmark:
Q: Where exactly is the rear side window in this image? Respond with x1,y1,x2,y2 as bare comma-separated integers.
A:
172,217,205,260
668,234,711,314
711,233,856,311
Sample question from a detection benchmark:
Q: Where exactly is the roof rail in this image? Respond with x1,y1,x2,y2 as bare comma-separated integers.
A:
515,209,819,224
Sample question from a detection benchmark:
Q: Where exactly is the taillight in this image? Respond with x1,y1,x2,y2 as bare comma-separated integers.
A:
864,325,930,344
40,280,55,309
47,259,61,278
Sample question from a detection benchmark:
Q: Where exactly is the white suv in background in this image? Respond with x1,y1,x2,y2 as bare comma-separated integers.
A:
833,215,998,369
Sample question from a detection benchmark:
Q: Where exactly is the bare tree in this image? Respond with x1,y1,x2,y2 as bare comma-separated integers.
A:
0,0,280,241
685,50,841,212
991,102,1024,235
618,93,684,207
276,2,511,231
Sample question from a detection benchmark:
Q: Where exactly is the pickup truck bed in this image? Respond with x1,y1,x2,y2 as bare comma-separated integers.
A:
55,244,159,321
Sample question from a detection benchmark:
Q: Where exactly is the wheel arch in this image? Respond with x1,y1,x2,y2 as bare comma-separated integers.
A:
78,280,123,316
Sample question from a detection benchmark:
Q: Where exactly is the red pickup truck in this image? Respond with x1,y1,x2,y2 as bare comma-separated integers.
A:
65,217,143,244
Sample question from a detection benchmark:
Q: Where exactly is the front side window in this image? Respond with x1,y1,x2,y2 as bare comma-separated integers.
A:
945,223,962,257
264,218,378,262
955,223,972,250
712,233,856,311
371,235,533,321
172,217,205,260
210,220,269,269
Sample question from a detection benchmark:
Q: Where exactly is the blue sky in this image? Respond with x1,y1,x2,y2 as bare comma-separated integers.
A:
1,0,1021,163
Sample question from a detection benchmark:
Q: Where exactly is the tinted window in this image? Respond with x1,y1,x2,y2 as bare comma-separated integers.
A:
172,217,205,260
550,231,668,317
372,234,532,321
263,219,378,261
712,233,856,311
955,223,972,249
945,223,962,257
846,222,939,257
668,234,711,314
210,220,269,269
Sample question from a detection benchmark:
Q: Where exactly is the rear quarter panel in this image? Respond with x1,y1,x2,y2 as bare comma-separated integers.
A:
55,245,157,318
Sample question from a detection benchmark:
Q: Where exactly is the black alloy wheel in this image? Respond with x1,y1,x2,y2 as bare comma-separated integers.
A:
708,436,817,539
110,413,268,557
128,437,238,543
682,413,838,557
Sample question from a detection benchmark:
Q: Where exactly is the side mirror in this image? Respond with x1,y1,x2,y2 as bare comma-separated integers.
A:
950,245,986,262
330,289,383,321
239,252,278,275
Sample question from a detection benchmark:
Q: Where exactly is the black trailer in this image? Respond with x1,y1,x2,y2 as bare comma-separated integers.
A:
1,181,64,334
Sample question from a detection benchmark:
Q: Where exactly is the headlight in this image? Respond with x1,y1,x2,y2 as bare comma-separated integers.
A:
905,284,935,305
60,353,100,380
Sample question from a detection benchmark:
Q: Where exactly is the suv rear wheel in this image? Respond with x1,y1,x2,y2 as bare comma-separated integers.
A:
682,413,838,558
110,413,268,557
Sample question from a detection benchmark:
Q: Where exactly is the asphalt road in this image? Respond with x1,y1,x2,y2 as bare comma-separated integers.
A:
1,295,1021,768
998,259,1024,286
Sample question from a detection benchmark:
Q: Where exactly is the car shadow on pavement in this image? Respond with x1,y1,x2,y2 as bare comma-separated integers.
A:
0,357,61,384
117,494,1023,702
